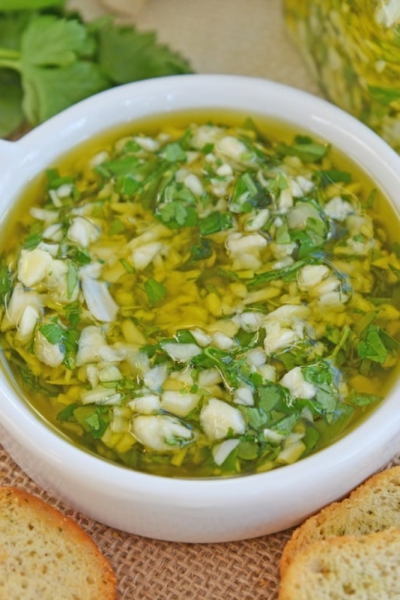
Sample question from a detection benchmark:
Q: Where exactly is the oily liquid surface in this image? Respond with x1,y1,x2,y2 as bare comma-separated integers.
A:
0,112,398,477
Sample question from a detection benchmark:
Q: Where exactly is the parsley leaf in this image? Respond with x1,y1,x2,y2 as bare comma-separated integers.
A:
144,277,166,305
348,390,381,406
357,324,389,364
1,14,109,125
189,238,213,261
39,322,64,345
157,201,195,229
96,23,192,84
0,7,193,135
199,211,233,236
0,69,24,137
0,259,11,304
0,0,64,8
277,137,329,163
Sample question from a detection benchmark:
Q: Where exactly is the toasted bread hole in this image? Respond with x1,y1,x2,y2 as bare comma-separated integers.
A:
309,557,329,575
86,575,95,584
343,584,356,595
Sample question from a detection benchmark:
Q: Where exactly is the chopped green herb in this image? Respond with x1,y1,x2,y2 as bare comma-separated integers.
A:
0,115,397,479
199,211,233,235
144,277,166,304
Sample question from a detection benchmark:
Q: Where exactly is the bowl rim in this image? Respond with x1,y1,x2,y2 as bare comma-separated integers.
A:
1,74,400,504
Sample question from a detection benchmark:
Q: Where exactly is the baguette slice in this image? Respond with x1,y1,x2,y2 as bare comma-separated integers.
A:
280,465,400,576
0,486,116,600
278,528,400,600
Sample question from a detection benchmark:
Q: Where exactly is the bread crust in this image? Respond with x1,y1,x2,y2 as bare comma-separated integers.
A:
280,465,400,576
0,486,116,600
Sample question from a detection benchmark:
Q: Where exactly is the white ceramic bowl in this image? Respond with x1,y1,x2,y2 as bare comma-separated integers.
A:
1,74,400,543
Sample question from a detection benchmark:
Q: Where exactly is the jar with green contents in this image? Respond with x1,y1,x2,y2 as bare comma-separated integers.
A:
284,0,400,151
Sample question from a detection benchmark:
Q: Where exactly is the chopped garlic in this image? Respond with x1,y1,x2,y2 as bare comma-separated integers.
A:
81,276,119,322
200,398,246,441
162,342,201,362
280,367,316,400
161,391,200,417
34,331,64,367
1,116,394,479
67,217,101,247
131,242,163,270
128,394,161,414
212,439,240,466
18,248,53,287
131,415,194,452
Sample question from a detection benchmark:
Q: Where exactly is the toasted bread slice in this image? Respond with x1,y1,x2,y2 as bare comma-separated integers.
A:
278,528,400,600
280,465,400,576
0,486,116,600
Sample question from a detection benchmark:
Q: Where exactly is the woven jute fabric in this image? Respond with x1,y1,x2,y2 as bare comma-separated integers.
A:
1,444,400,599
0,443,290,599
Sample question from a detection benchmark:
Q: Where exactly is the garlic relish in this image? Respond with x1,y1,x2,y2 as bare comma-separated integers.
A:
1,114,400,478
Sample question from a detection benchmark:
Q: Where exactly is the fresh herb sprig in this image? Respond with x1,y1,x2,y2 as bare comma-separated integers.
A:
0,0,193,138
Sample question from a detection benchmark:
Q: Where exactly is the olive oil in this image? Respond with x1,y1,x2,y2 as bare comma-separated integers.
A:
1,110,400,478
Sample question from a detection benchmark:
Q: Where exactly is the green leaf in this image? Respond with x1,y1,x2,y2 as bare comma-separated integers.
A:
96,155,139,178
258,384,283,412
96,23,193,84
316,169,352,187
45,168,74,189
62,327,79,369
22,60,109,124
0,0,64,8
242,407,269,430
189,238,213,261
63,301,81,327
313,403,354,447
108,218,125,236
0,8,193,134
57,402,79,422
163,142,187,163
278,138,328,163
119,258,135,274
248,259,306,288
0,69,24,137
357,325,388,364
0,259,11,303
0,12,31,50
347,390,381,407
16,361,59,395
368,85,400,106
39,322,64,345
144,277,166,305
157,201,197,229
73,405,109,438
23,230,42,250
230,172,269,213
237,440,259,460
67,247,91,266
175,329,197,344
265,171,289,198
66,260,78,299
21,16,92,68
199,211,233,236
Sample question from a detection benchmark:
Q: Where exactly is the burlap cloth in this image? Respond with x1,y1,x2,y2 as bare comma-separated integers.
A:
2,1,399,598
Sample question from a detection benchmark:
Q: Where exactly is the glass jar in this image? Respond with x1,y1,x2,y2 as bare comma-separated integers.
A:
284,0,400,151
